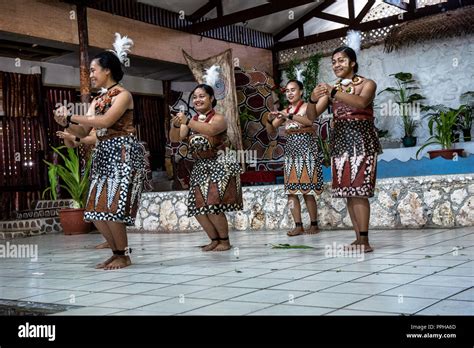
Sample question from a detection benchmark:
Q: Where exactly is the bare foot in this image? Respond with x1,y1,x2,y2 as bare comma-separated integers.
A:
287,226,304,237
95,255,117,269
212,240,231,252
201,240,219,252
344,239,361,251
359,236,373,253
352,231,360,245
95,241,110,249
304,225,320,235
350,239,360,245
345,233,360,248
104,256,132,270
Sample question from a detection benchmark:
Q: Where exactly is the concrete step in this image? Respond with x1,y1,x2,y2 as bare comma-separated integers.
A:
32,199,75,210
0,230,46,240
15,209,59,219
0,217,61,239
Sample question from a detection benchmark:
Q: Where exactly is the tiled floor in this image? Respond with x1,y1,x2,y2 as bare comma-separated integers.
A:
0,226,472,316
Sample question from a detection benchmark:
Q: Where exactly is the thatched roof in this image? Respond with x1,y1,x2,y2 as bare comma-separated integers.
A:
385,6,474,52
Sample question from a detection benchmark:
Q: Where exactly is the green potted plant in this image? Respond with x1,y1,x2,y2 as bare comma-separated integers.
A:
416,105,466,160
43,145,92,234
378,72,425,147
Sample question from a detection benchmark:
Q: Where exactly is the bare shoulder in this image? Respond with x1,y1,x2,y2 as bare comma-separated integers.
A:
211,113,226,122
299,102,308,115
362,78,377,89
116,88,132,100
112,88,133,108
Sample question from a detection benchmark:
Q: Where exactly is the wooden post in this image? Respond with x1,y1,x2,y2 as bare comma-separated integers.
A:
77,3,91,104
162,80,176,182
271,48,281,105
76,4,92,171
162,80,172,139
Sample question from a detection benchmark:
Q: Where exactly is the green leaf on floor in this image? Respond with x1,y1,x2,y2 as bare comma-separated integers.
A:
270,243,314,249
425,255,432,258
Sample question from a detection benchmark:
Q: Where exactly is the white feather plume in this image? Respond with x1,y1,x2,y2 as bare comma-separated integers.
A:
203,65,220,87
109,33,134,64
295,67,304,84
346,30,361,54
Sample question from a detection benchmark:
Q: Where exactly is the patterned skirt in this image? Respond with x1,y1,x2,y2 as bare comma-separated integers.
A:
84,135,145,226
284,132,323,195
187,153,243,217
331,119,381,198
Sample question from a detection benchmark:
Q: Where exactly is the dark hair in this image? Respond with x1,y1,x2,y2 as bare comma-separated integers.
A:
286,79,304,90
92,51,124,82
192,84,217,108
332,46,358,73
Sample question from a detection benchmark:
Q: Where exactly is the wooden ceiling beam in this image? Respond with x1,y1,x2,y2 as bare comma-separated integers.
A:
274,0,336,41
355,0,375,22
188,0,219,22
348,0,355,22
314,12,350,25
274,1,473,50
191,0,318,34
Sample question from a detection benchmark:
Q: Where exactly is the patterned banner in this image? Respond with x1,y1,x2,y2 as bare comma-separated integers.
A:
182,49,243,150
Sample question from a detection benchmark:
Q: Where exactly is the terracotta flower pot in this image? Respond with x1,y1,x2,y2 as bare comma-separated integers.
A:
428,148,464,160
59,208,92,235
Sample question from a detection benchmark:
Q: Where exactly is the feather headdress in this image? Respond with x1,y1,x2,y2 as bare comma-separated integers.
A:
295,67,304,84
203,64,221,87
346,30,361,54
109,33,134,64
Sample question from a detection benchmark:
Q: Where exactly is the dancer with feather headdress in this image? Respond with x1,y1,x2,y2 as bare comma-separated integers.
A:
54,33,145,269
266,79,324,237
307,33,382,253
170,67,242,252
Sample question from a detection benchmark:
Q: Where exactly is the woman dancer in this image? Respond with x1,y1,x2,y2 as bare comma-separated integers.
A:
55,34,145,268
266,80,323,236
307,46,381,252
170,84,242,251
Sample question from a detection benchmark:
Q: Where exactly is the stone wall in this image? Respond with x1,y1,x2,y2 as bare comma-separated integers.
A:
135,174,474,232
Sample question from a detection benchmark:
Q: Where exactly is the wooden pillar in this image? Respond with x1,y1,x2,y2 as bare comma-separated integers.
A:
271,48,282,111
271,49,280,87
162,80,172,139
162,80,175,181
77,3,91,104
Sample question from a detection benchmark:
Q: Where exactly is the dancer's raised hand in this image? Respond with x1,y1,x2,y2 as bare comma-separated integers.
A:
54,106,69,127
